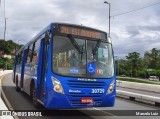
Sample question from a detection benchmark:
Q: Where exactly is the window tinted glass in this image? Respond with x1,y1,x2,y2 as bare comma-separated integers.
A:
18,51,23,65
52,36,114,78
32,39,41,62
26,44,33,64
87,41,114,78
52,36,86,77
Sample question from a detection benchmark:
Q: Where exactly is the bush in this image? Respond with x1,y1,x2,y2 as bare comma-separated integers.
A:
0,57,14,70
149,70,160,78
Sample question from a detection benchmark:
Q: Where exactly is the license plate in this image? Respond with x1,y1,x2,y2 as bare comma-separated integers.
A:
81,98,93,104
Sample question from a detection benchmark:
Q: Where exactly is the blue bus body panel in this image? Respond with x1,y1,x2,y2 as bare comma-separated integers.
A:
43,74,116,108
20,50,28,88
13,55,18,82
36,39,44,99
36,23,53,99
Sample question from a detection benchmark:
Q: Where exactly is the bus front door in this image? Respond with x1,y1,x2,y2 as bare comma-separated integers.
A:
39,34,50,101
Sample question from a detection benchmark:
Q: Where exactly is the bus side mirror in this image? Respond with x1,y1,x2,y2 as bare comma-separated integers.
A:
45,32,50,44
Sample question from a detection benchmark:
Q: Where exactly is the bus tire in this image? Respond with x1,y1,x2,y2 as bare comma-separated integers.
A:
31,83,40,108
16,75,21,92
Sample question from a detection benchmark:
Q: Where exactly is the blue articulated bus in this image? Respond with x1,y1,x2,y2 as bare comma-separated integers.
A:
13,23,116,109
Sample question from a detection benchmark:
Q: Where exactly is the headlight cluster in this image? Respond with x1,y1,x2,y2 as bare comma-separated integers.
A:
107,81,115,94
52,77,64,94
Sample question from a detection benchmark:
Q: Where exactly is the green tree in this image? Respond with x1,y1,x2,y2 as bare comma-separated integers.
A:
0,39,22,56
144,48,160,69
116,59,128,76
0,39,22,69
126,52,141,77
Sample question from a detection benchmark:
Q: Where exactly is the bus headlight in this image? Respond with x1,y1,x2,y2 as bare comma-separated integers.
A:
107,81,115,94
52,77,64,94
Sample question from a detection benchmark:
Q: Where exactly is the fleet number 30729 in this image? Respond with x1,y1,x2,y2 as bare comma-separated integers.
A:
91,89,105,94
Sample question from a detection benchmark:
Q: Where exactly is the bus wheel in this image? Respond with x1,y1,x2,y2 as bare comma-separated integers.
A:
16,75,21,92
31,84,40,108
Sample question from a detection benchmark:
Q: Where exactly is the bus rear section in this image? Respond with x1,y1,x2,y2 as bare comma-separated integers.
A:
13,23,116,109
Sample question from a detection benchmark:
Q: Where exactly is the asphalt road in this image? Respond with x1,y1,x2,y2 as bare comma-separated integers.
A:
117,87,160,97
1,74,160,119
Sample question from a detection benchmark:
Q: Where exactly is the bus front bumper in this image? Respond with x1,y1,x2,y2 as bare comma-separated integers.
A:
44,90,116,109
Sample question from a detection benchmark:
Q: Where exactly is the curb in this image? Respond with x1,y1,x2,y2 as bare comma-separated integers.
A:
1,86,19,119
0,71,18,119
116,90,160,107
116,80,160,93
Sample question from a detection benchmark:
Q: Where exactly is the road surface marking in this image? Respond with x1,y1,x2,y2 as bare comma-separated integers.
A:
94,107,119,118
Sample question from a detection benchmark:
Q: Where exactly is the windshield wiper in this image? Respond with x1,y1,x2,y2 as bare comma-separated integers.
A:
67,34,83,54
92,39,102,55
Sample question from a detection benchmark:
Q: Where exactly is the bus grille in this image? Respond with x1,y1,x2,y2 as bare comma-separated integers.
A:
67,80,105,88
67,80,105,107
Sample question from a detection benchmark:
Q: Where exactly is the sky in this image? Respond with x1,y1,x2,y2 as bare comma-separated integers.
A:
0,0,160,58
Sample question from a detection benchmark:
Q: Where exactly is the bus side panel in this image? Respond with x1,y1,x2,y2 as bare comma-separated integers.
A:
15,65,21,87
43,26,53,105
23,47,33,95
20,50,28,89
36,40,44,99
12,55,18,83
23,63,32,95
23,60,39,94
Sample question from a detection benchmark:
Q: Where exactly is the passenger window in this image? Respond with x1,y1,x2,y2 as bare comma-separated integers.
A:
26,44,33,64
17,53,20,65
18,51,23,65
32,39,41,63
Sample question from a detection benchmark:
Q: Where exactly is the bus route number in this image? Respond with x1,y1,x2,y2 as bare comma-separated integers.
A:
91,89,105,94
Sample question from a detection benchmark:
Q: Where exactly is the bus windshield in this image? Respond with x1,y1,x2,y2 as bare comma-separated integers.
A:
52,35,114,78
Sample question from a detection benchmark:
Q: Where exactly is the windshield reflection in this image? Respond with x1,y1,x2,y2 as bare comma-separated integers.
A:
52,36,114,78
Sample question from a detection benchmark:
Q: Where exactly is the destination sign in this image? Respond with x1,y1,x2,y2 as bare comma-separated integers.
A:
59,25,106,39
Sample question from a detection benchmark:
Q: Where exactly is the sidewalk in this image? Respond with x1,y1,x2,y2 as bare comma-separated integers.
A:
0,70,14,119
